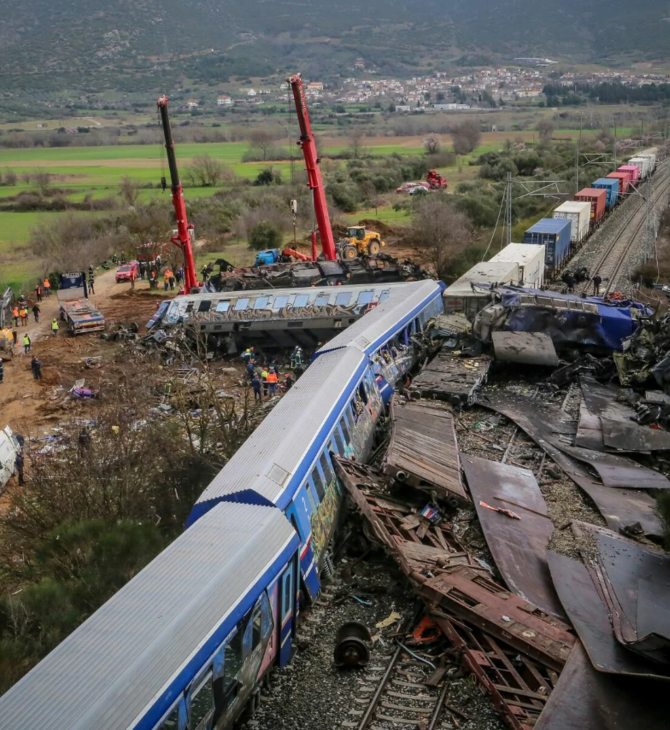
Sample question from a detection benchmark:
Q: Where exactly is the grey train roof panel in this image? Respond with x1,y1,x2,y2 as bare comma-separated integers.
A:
0,503,297,730
195,348,367,510
317,280,443,355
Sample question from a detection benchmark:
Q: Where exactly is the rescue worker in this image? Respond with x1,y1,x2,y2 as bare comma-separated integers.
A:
11,330,17,348
565,273,575,294
15,452,24,486
167,269,175,290
284,373,294,391
163,270,170,291
0,357,4,384
31,355,42,380
34,283,42,302
251,374,262,402
593,273,602,296
247,361,256,381
12,306,19,327
267,368,278,396
88,265,94,279
89,275,95,294
23,333,31,354
43,277,51,297
20,306,28,327
32,303,40,323
51,318,59,337
261,368,269,398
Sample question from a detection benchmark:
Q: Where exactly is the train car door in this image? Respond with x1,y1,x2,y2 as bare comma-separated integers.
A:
278,562,296,667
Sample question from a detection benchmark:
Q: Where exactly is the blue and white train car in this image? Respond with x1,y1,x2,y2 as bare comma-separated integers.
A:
187,347,383,600
0,503,300,730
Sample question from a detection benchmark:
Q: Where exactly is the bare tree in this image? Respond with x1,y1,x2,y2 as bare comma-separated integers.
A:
451,120,482,155
33,170,51,195
536,118,554,143
185,155,230,187
119,176,141,207
248,129,276,162
4,169,16,186
410,196,473,280
423,133,442,155
348,128,367,159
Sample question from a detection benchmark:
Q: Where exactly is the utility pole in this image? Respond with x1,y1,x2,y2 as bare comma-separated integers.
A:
505,172,513,248
576,115,582,194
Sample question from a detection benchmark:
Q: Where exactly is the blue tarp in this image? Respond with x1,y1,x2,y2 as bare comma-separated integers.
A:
493,286,648,352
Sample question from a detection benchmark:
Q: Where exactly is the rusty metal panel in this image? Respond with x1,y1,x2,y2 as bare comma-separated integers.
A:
409,350,491,407
535,643,668,730
546,551,670,680
561,445,670,490
383,398,467,502
419,566,575,671
434,613,554,730
492,331,559,366
461,455,564,619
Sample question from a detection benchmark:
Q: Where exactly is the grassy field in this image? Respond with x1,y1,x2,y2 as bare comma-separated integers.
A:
0,127,626,292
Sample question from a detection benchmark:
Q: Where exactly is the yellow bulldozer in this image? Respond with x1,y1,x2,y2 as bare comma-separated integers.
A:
337,226,385,259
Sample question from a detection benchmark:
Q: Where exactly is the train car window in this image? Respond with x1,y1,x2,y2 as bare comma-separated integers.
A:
215,300,231,313
252,604,263,648
335,292,352,306
234,298,249,311
253,296,270,310
274,295,289,309
333,428,345,454
315,293,331,307
197,300,211,313
186,302,194,313
311,467,325,500
283,571,292,615
379,290,390,302
358,382,368,405
357,290,374,306
189,671,214,729
159,705,180,729
339,417,351,444
305,480,317,512
294,294,309,308
222,632,243,693
319,452,334,485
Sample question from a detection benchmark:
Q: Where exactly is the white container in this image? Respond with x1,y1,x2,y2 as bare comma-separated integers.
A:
443,261,520,319
637,152,656,174
489,243,545,289
628,157,650,179
552,201,591,244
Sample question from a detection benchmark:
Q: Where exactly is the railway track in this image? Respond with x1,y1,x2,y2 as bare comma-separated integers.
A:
576,167,670,296
340,644,455,730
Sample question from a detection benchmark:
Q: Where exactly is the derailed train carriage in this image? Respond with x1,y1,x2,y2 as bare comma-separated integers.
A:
0,279,446,730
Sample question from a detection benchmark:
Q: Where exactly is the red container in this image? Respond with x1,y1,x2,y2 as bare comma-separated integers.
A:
606,172,630,195
575,188,606,223
618,165,640,186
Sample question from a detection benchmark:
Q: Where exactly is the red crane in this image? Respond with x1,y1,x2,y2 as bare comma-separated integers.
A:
288,74,337,261
157,95,199,293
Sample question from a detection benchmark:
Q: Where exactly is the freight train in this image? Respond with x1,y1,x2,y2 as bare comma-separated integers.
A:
0,279,446,730
527,146,659,276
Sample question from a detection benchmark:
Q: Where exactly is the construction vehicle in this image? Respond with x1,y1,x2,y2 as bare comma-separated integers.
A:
337,226,385,259
157,95,199,293
253,248,312,266
426,169,448,189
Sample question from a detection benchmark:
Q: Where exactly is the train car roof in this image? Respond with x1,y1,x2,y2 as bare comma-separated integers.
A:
0,503,298,730
190,347,367,519
175,280,409,303
315,280,444,357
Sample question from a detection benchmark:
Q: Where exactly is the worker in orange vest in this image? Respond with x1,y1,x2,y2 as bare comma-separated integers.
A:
267,368,279,396
19,306,28,326
43,278,51,297
165,269,175,290
12,306,19,327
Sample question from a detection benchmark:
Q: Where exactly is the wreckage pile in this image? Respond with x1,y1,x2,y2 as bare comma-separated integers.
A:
335,386,670,729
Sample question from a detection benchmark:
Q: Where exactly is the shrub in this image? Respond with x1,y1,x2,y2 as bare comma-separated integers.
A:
248,220,283,250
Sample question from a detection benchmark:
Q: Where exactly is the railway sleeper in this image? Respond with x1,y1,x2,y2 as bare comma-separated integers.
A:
380,702,433,714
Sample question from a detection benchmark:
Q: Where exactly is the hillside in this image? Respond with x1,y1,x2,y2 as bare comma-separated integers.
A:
0,0,667,94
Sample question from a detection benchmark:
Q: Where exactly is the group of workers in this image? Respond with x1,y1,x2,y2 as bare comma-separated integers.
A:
241,347,297,402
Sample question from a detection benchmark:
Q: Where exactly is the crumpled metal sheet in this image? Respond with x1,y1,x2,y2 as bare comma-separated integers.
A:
575,400,604,451
535,642,668,730
409,349,491,407
547,551,670,681
492,331,559,367
461,454,565,618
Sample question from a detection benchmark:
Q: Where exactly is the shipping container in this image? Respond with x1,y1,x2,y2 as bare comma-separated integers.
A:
606,171,631,195
552,201,591,245
618,165,640,187
443,261,519,319
574,188,607,223
489,243,545,289
523,218,571,272
592,178,619,209
628,156,651,179
639,147,658,173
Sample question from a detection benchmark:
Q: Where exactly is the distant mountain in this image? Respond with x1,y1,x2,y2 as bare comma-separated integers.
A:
0,0,667,94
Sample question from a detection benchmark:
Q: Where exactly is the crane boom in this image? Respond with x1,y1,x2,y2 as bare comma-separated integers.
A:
157,95,199,293
288,74,337,261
